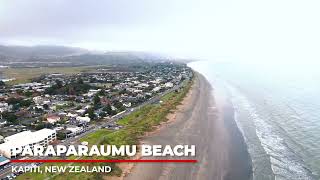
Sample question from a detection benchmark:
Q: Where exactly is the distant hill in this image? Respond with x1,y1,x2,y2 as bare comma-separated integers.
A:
0,45,87,60
0,45,172,67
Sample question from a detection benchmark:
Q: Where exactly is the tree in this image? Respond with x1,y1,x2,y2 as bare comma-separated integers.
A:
57,131,67,140
87,108,96,120
2,112,18,124
93,94,101,106
0,81,5,87
99,112,106,118
20,99,32,107
77,78,84,84
103,104,113,115
24,91,33,97
113,100,125,112
55,80,63,88
6,97,20,105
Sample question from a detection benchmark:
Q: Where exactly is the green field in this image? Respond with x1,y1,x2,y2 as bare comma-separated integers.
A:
18,77,194,180
2,66,96,85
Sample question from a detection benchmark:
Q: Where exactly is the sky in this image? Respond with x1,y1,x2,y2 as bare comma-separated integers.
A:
0,0,320,64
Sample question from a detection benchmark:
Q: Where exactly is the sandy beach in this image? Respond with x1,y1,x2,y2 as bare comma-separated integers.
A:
122,73,252,180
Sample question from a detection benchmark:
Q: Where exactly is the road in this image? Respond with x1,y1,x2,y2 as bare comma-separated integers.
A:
125,74,252,180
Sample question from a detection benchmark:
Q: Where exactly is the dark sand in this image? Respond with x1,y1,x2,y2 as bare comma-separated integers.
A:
124,73,252,180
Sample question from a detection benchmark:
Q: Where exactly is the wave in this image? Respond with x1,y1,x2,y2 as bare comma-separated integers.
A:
225,84,316,180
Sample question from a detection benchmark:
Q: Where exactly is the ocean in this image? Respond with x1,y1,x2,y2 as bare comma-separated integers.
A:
188,61,320,180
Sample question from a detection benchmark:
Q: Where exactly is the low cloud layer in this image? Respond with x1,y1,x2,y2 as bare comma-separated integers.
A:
1,0,320,63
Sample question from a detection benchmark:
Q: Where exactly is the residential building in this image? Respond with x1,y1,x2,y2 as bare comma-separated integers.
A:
0,129,56,158
76,116,91,123
47,115,61,124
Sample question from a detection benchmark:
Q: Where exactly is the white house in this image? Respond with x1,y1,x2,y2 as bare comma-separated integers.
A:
123,102,132,108
66,126,84,136
152,87,161,92
76,116,91,123
0,103,10,113
164,82,174,88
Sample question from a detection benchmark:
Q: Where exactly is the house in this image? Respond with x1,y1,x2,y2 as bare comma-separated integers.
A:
86,89,101,97
33,96,42,105
47,115,61,124
76,109,86,115
76,116,91,123
67,113,78,118
152,87,161,92
66,126,84,136
0,102,10,113
164,82,174,88
123,102,132,108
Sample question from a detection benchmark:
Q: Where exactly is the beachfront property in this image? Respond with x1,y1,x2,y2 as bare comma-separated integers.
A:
0,129,56,158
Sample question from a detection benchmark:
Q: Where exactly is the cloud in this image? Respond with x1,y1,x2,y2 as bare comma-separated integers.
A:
0,0,320,64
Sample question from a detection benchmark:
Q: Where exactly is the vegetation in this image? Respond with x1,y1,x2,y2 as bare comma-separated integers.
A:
102,104,116,116
45,78,92,95
1,112,18,124
0,80,5,87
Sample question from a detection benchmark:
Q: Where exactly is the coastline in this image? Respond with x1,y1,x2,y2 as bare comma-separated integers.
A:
121,72,252,180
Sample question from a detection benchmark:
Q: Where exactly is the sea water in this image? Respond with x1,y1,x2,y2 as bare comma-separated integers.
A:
189,61,320,180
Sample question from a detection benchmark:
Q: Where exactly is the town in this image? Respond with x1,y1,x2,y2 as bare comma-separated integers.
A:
0,62,193,179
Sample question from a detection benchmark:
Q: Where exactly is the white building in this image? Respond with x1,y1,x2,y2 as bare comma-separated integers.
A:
152,87,161,92
0,103,10,113
66,126,84,136
67,113,78,118
76,116,91,123
0,129,56,158
164,82,174,88
123,102,132,108
86,89,101,97
33,96,48,105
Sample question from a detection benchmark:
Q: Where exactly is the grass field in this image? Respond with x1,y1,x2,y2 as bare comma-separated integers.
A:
18,77,194,180
2,66,96,85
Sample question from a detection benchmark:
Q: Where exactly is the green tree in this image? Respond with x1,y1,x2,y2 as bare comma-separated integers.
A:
99,112,106,118
6,97,20,105
87,108,96,120
24,91,33,97
113,100,125,112
2,112,18,124
93,94,100,106
103,104,113,115
57,131,67,140
55,80,63,88
20,99,32,107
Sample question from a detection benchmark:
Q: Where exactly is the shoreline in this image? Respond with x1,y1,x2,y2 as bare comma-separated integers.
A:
121,72,252,180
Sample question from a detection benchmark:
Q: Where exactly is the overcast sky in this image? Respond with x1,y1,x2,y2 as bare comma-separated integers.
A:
1,0,320,63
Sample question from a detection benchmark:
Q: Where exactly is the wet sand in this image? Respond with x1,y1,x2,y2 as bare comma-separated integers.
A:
124,73,252,180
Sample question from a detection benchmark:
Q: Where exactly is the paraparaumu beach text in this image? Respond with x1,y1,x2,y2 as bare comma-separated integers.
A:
11,145,196,157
